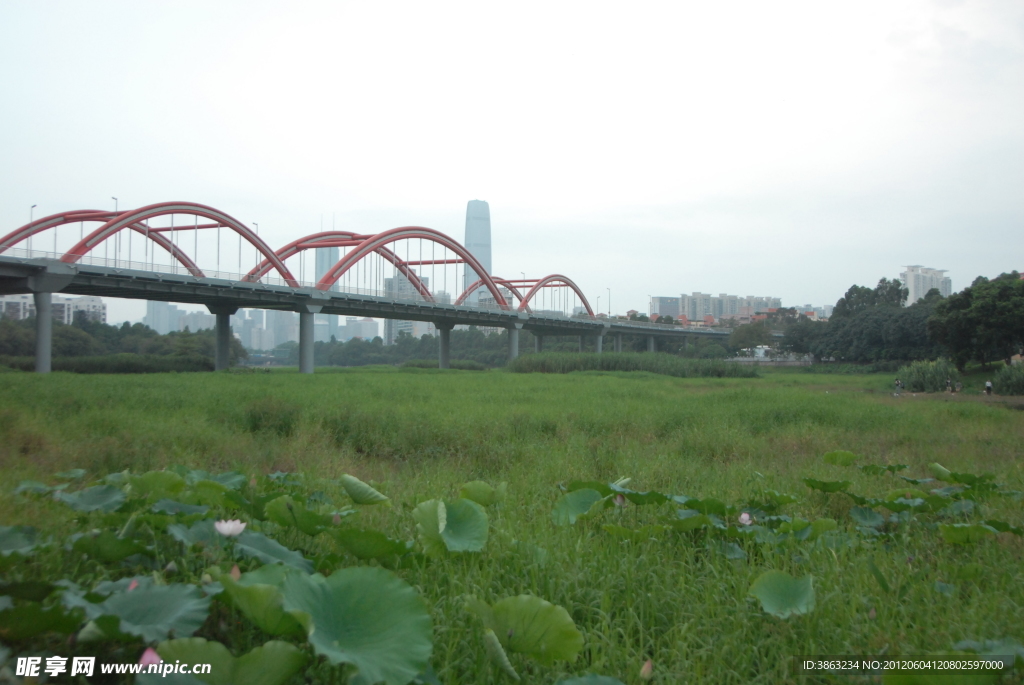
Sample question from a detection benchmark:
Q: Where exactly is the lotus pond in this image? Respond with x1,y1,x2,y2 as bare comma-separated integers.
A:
0,366,1022,684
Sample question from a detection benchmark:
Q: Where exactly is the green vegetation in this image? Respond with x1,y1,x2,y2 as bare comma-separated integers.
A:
0,316,246,369
1,369,1023,684
896,360,960,393
507,352,757,377
993,364,1024,396
0,353,213,374
929,272,1024,370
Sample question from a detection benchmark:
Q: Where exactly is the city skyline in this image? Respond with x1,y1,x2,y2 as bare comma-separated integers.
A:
2,3,1020,325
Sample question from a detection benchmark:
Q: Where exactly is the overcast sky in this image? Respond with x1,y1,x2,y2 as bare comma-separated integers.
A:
2,1,1021,323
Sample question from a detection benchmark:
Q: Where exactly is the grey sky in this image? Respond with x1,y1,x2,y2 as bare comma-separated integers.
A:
2,1,1021,323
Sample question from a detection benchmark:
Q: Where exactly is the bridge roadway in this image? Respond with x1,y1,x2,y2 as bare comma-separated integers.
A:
0,255,731,373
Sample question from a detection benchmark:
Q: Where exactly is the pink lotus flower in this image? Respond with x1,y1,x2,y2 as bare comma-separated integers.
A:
127,579,139,591
640,659,654,680
214,519,246,537
230,564,241,581
139,648,162,666
614,494,627,508
738,512,753,526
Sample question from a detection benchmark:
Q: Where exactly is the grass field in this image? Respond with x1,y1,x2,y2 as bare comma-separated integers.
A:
2,365,1022,684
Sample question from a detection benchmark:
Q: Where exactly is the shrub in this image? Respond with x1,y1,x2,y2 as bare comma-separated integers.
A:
0,354,213,373
243,396,301,437
896,359,959,393
402,359,488,371
993,364,1024,395
507,352,758,378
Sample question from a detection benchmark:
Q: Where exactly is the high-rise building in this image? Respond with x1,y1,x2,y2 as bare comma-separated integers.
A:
651,297,681,317
384,275,432,344
463,200,492,305
1,294,106,325
145,301,183,334
900,266,951,304
315,247,340,339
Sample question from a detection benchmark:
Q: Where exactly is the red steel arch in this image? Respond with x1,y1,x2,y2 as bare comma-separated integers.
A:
455,276,532,312
60,202,299,287
317,226,509,307
245,231,434,301
518,274,594,315
0,209,204,276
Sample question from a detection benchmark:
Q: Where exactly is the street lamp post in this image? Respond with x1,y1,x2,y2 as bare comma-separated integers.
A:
28,205,36,254
252,223,259,272
607,288,611,317
111,198,119,266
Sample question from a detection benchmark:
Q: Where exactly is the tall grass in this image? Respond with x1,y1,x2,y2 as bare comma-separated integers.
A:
508,351,758,378
1,369,1022,683
896,359,960,392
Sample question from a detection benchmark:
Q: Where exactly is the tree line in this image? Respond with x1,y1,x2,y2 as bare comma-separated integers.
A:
728,271,1023,370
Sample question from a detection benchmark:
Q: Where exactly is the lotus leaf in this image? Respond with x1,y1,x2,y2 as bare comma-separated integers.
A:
152,500,209,516
158,638,307,685
282,567,432,685
340,474,390,505
72,531,152,563
939,523,997,545
331,528,409,560
483,628,519,680
265,495,332,536
0,603,82,639
234,531,313,572
802,478,850,493
850,506,885,528
470,594,583,665
748,570,815,618
97,583,210,643
130,471,187,498
552,489,606,526
217,575,305,637
57,484,126,512
823,450,857,466
460,480,499,506
0,526,39,556
414,498,488,555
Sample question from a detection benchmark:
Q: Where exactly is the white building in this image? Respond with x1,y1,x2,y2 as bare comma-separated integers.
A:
900,266,952,304
1,294,106,324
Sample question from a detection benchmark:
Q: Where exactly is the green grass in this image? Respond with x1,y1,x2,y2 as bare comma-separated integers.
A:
1,367,1023,684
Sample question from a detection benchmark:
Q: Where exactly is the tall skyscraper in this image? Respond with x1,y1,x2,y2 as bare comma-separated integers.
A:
315,247,339,339
463,200,492,305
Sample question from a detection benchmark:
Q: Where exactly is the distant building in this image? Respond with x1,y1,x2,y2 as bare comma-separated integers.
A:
315,247,340,339
900,266,951,304
1,294,106,324
342,317,379,341
463,200,492,305
651,297,681,317
384,275,432,344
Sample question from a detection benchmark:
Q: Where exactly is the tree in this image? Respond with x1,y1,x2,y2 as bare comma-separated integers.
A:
928,272,1024,370
729,322,773,351
832,278,907,319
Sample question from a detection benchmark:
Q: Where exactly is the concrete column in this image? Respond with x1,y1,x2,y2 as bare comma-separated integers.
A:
534,335,543,353
595,334,603,354
508,327,520,361
299,311,314,374
33,292,52,373
614,333,623,353
647,335,656,353
438,324,452,369
578,336,584,352
215,313,231,371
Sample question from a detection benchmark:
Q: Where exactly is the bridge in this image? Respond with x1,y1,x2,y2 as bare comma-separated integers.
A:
0,201,730,373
